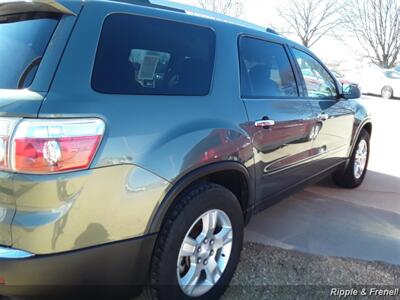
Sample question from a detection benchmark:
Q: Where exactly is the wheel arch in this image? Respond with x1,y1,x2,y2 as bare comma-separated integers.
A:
351,119,372,154
362,122,372,137
147,161,254,234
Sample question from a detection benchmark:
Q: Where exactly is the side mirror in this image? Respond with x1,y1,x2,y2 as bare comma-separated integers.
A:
342,83,361,99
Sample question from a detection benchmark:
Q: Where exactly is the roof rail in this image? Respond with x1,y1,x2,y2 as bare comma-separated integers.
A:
154,0,266,31
116,0,267,32
112,0,185,13
114,0,275,34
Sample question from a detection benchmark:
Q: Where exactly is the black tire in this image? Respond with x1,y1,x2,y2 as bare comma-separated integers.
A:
381,86,393,99
146,182,243,300
332,129,370,188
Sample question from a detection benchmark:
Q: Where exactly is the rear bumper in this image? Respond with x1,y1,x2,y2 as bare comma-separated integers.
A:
0,234,157,298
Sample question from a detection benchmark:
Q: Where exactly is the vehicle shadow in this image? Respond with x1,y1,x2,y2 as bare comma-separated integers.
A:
245,170,400,265
363,93,400,100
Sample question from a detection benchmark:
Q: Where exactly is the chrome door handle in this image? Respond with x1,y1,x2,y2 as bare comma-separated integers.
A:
318,113,329,121
255,119,275,127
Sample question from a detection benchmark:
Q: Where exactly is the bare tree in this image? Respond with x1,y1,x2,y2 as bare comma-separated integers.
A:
342,0,400,68
197,0,244,17
278,0,342,48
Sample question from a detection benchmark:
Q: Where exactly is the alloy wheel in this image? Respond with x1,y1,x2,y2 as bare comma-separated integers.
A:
177,209,233,297
354,139,368,179
382,86,393,99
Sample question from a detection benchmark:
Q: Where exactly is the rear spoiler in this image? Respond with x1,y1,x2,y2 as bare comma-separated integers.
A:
0,0,76,17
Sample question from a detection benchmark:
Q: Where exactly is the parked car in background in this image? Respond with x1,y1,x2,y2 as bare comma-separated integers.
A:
331,70,358,86
331,70,361,94
0,1,372,300
359,69,400,99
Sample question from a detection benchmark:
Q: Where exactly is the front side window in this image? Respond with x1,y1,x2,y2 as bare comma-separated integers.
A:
239,37,298,98
292,49,337,99
92,14,216,96
0,13,59,89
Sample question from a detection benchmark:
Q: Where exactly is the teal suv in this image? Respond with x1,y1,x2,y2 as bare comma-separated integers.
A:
0,1,371,299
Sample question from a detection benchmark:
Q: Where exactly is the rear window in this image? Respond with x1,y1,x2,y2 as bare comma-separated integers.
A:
92,14,216,96
0,13,59,89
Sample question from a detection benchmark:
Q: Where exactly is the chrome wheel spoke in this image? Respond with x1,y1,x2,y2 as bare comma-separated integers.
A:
180,237,197,257
205,257,222,285
181,266,201,294
213,227,233,249
202,210,218,235
205,268,216,285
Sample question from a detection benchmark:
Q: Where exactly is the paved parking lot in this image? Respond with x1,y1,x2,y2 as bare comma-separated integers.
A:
245,96,400,265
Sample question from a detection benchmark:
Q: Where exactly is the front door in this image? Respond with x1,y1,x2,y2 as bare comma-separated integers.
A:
291,48,355,171
239,36,316,205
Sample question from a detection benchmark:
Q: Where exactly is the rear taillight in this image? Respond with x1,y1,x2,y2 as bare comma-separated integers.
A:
0,118,105,174
0,118,19,170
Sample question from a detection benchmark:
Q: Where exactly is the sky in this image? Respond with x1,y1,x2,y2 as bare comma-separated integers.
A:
173,0,364,71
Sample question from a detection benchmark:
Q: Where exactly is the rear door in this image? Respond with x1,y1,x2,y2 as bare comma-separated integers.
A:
290,48,355,171
239,36,316,205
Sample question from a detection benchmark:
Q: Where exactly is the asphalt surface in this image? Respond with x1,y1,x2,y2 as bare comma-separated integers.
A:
245,96,400,266
223,242,400,300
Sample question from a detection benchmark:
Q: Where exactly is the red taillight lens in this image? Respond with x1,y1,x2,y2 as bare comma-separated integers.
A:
3,118,106,174
14,136,102,173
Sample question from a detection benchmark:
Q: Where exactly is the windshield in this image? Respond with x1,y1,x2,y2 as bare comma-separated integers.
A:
0,13,59,90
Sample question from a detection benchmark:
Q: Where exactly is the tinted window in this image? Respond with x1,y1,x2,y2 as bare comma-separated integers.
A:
292,49,337,98
0,13,59,89
92,14,216,96
239,37,298,98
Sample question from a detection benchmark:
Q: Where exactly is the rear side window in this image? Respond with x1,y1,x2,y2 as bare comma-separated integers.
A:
0,13,59,89
92,14,216,96
239,37,298,98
